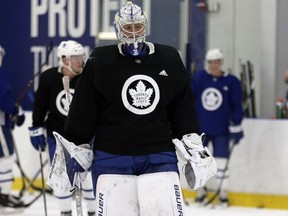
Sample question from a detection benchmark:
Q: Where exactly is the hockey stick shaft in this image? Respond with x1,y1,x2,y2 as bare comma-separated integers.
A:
38,146,48,216
18,159,49,197
62,75,83,216
204,142,236,206
16,41,53,104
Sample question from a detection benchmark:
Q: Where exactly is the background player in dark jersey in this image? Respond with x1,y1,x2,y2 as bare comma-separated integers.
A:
192,49,244,206
28,41,96,216
58,2,216,215
0,45,25,210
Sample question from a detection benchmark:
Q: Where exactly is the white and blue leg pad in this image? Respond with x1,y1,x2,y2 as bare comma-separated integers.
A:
95,174,139,216
95,172,185,216
138,172,185,216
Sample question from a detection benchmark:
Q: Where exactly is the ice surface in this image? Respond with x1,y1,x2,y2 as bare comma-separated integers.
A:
7,193,288,216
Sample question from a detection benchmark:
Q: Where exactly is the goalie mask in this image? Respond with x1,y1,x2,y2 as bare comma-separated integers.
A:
57,40,85,75
114,2,148,57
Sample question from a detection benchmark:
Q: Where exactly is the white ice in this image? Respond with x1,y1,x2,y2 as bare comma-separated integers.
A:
3,193,288,216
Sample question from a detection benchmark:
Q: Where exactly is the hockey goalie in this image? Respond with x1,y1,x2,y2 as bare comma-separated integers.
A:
47,2,217,215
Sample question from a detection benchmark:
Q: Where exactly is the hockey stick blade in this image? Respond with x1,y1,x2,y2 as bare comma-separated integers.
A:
22,193,43,208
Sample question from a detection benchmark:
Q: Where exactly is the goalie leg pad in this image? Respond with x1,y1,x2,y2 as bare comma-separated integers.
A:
137,172,185,216
95,174,139,216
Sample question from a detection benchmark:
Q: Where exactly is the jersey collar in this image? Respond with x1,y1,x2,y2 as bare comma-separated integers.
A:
118,42,155,56
207,70,228,77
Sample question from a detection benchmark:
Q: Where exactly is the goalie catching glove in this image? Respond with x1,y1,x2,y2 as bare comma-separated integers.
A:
173,133,217,190
46,132,93,194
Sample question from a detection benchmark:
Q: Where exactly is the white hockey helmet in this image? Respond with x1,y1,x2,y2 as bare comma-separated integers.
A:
57,40,85,75
0,45,5,67
114,2,148,49
57,40,85,60
205,49,224,61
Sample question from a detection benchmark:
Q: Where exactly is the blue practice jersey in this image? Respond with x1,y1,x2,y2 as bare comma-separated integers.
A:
0,68,16,157
192,70,243,136
0,68,16,115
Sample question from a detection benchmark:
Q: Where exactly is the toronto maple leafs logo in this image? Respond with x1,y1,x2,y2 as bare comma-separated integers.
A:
201,87,223,111
129,80,154,108
56,89,75,116
122,75,160,115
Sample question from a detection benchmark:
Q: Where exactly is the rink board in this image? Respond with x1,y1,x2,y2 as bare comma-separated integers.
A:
11,114,288,210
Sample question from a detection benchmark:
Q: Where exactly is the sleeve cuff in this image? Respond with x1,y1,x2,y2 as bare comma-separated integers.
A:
229,125,243,133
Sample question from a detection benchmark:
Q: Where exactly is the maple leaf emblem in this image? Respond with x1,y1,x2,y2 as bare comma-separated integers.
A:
205,92,219,106
129,80,153,108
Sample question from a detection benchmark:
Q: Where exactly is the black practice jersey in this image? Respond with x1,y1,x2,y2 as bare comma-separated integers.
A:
32,67,80,137
64,42,199,155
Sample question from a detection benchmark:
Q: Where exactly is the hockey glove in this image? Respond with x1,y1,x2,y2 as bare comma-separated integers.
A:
29,127,46,151
14,105,25,126
5,105,25,128
47,132,93,194
4,114,15,129
229,125,244,144
173,133,217,190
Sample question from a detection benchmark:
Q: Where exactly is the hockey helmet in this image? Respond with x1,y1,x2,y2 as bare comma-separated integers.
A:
114,2,148,51
57,40,85,60
57,40,85,75
205,49,224,61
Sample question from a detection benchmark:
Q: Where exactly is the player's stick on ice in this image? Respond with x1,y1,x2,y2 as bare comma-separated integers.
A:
38,146,48,216
62,75,83,216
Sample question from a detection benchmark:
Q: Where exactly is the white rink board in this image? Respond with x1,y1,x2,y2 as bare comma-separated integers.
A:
179,118,288,195
12,113,288,196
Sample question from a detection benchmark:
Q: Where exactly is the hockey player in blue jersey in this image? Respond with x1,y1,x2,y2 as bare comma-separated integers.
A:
192,49,244,205
0,45,25,211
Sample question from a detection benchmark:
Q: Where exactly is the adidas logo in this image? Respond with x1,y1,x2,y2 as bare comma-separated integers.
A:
223,86,229,91
159,70,168,76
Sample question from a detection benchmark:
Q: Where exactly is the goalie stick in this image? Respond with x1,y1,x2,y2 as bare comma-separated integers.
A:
62,75,83,216
204,142,236,206
38,146,48,216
